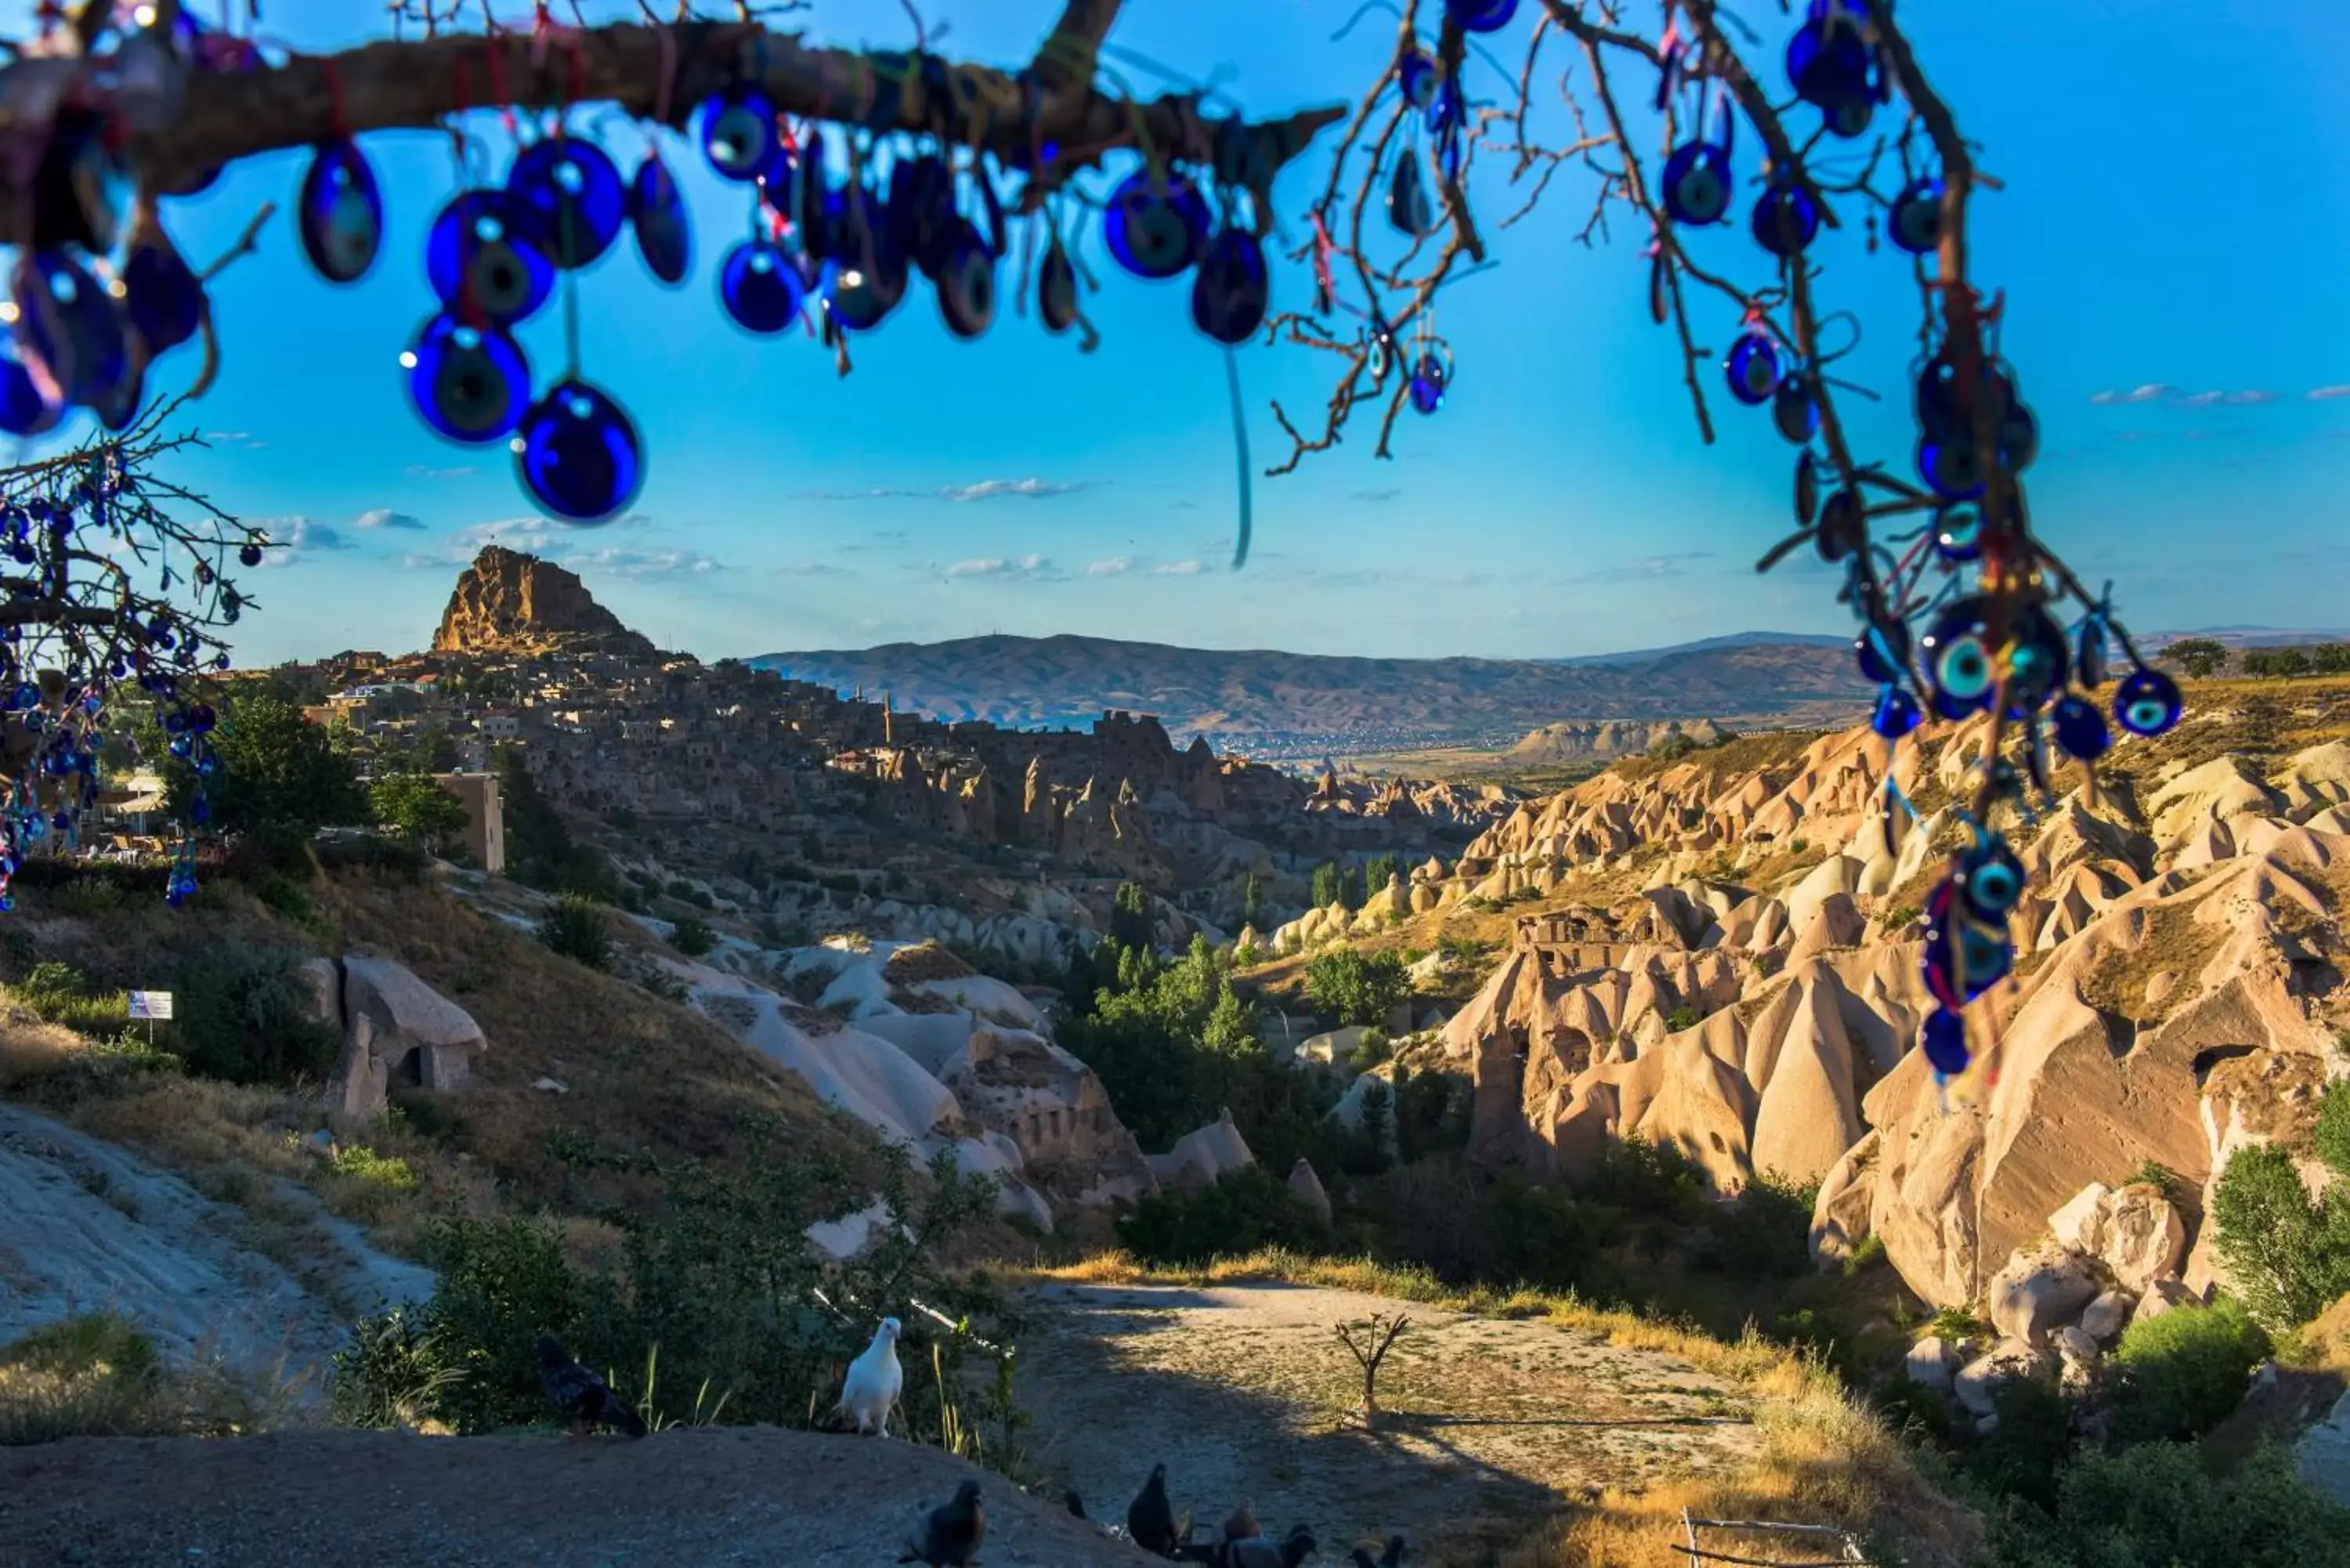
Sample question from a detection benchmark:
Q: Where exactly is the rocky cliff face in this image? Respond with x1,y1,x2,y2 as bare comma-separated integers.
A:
433,547,654,656
1419,711,2350,1327
1505,718,1730,766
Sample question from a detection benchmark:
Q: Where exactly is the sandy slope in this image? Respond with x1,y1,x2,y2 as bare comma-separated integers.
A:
0,1100,432,1385
0,1427,1155,1567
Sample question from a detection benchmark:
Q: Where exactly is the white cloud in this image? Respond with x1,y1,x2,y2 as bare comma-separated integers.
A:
352,508,425,531
945,553,1061,582
1148,559,1208,577
1086,557,1135,576
794,479,1101,504
2310,385,2350,401
247,516,351,567
405,462,476,479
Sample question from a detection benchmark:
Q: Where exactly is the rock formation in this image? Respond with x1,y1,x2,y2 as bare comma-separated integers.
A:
433,546,655,656
322,949,490,1119
1435,708,2350,1320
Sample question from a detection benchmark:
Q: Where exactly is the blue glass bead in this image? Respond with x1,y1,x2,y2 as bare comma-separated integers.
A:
1871,685,1922,739
1957,836,2025,921
700,87,781,182
1191,227,1268,346
1103,170,1211,281
1750,179,1820,257
719,240,804,334
1725,329,1780,406
513,380,643,526
1661,139,1732,226
2050,694,2109,762
298,139,382,284
508,137,626,271
2113,667,2183,738
1921,1007,1969,1077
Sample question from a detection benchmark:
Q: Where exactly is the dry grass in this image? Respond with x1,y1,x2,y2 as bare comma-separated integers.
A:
1009,1250,1979,1568
0,1313,308,1447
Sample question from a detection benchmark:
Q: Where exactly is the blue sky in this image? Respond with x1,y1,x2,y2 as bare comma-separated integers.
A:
13,0,2347,663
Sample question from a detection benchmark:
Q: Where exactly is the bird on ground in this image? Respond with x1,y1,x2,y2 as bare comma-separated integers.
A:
1224,1524,1318,1568
1350,1537,1406,1568
898,1479,985,1567
838,1316,903,1437
535,1335,647,1439
1224,1506,1261,1543
1128,1462,1180,1555
1065,1490,1087,1519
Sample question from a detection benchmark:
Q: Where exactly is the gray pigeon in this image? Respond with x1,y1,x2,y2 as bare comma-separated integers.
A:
899,1479,985,1566
1350,1537,1405,1568
1128,1463,1179,1555
535,1335,646,1438
1066,1489,1087,1519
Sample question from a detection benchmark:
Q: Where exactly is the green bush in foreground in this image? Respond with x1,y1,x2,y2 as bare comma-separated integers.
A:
2108,1297,2270,1443
537,894,613,971
1990,1442,2350,1568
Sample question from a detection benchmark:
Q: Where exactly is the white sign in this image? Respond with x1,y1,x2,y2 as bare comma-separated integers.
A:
126,991,174,1021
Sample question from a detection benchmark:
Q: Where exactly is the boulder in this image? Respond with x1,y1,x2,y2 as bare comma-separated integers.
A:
2048,1183,2111,1256
2131,1275,2201,1325
1904,1336,1957,1393
2055,1324,2101,1367
2298,1388,2350,1509
292,956,341,1029
1147,1110,1256,1190
1987,1242,2099,1347
330,952,488,1119
1809,1129,1878,1270
2078,1291,2135,1344
1954,1340,2052,1419
2099,1182,2188,1293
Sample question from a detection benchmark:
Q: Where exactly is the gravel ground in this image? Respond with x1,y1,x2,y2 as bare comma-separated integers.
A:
0,1427,1156,1567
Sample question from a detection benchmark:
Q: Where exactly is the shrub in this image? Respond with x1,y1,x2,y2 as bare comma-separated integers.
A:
2108,1297,2271,1443
11,961,129,1035
1304,947,1410,1027
0,1313,279,1443
1697,1169,1820,1278
371,771,469,849
170,947,341,1085
334,1139,1005,1451
1988,1442,2350,1568
537,894,613,971
669,917,717,958
1116,1167,1332,1266
1665,1004,1702,1031
2314,1079,2350,1180
2211,1143,2350,1328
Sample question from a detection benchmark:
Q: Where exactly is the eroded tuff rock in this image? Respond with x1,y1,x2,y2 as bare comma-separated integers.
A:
434,546,655,656
1437,710,2350,1314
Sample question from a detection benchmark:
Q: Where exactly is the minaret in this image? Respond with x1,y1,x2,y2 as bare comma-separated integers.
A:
884,688,895,747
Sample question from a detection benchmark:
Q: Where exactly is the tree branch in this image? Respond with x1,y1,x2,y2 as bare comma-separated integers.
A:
0,20,1342,235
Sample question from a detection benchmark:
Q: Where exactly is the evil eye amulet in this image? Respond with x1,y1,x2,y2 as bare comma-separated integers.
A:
1104,170,1210,281
628,154,691,286
1889,177,1941,256
700,87,781,182
2001,605,2070,715
405,313,530,446
1037,240,1079,334
0,352,61,438
121,243,204,354
1397,47,1439,108
2051,694,2110,761
1920,598,1994,717
720,240,804,334
1773,374,1817,444
1856,616,1911,685
1957,835,2025,921
298,139,382,285
1725,330,1779,406
515,380,643,525
2113,667,2183,737
426,191,555,323
1661,141,1731,226
1750,179,1820,257
1871,685,1922,739
935,222,997,341
1932,501,1981,562
1191,228,1268,346
1409,354,1447,415
11,251,125,409
1444,0,1519,31
508,138,626,270
1921,1008,1970,1077
1785,11,1874,110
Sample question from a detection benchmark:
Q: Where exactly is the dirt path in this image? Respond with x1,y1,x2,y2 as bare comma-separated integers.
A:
0,1427,1155,1567
1018,1281,1760,1556
0,1100,432,1388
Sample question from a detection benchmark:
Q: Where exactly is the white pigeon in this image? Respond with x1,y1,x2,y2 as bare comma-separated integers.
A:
838,1316,903,1437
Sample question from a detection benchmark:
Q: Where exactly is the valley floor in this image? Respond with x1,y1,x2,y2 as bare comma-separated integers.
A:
0,1427,1152,1567
1020,1281,1759,1555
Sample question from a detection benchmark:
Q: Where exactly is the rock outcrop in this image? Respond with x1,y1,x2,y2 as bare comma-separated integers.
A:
433,546,655,656
326,951,489,1119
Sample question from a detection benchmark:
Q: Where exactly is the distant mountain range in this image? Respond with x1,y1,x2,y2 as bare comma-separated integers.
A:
751,632,1871,756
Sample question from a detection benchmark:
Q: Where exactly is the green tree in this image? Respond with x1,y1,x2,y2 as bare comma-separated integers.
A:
1304,947,1411,1028
2316,1078,2350,1180
2244,648,2313,679
1108,880,1153,955
1338,863,1366,911
495,745,617,899
2313,643,2350,676
2108,1297,2271,1443
1241,872,1264,928
2162,637,2229,679
2211,1143,2350,1328
166,691,365,840
369,771,468,850
1357,1077,1393,1170
669,916,717,958
1362,854,1397,899
1311,862,1342,910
